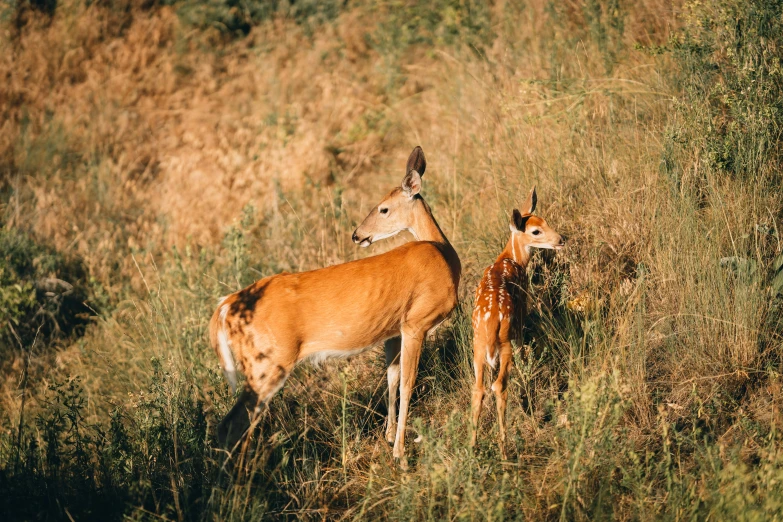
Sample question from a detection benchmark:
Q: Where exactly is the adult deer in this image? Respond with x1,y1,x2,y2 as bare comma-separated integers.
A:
470,187,564,458
209,146,461,462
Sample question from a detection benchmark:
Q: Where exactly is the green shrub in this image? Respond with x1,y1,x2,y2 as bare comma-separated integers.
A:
0,369,214,520
0,228,92,350
370,0,493,55
670,0,783,183
175,0,346,38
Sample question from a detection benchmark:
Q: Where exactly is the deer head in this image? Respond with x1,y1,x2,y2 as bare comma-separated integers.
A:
510,187,565,251
352,146,428,247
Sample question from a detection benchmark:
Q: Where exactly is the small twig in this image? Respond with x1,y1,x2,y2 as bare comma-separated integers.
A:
131,252,152,296
13,324,42,473
202,272,234,292
673,369,752,387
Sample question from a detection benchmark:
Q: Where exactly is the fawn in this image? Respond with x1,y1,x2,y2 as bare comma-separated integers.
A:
470,187,564,458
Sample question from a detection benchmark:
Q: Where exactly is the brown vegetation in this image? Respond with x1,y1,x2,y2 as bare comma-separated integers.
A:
1,0,782,519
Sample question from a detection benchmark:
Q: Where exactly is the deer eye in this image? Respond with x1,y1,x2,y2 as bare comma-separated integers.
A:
379,207,389,214
532,229,541,235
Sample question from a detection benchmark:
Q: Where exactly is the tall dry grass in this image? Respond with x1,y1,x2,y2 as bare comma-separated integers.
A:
1,0,782,519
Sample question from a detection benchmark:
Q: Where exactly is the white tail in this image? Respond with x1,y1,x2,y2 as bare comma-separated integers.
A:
210,297,238,393
469,187,564,459
208,146,461,460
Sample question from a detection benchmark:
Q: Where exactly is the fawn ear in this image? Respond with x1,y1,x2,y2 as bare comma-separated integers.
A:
510,208,531,232
401,169,422,197
521,186,537,215
406,146,426,176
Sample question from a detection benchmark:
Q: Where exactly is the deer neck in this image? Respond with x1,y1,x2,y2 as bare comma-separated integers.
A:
498,233,531,268
408,196,450,245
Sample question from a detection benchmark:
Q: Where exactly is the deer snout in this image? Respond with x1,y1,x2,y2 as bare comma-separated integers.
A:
352,230,372,247
555,235,567,250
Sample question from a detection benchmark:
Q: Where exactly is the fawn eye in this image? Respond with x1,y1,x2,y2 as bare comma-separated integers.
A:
532,229,541,235
379,207,389,214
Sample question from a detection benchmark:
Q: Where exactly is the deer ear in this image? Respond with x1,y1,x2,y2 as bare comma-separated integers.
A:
401,169,422,196
406,146,426,176
510,209,530,232
521,186,537,215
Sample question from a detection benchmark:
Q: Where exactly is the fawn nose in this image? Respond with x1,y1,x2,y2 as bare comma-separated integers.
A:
352,231,359,243
558,235,567,247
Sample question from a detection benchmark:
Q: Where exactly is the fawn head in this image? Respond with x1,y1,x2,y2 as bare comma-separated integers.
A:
511,187,565,251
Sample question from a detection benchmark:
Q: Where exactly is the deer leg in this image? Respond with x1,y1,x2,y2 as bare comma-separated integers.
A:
384,337,402,444
393,330,423,461
218,354,293,452
217,388,258,450
492,341,514,460
470,341,486,450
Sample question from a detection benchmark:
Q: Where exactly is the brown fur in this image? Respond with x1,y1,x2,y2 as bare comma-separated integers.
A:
470,188,564,459
209,147,461,461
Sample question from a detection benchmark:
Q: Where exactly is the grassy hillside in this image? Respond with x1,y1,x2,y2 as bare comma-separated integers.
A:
1,0,783,519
